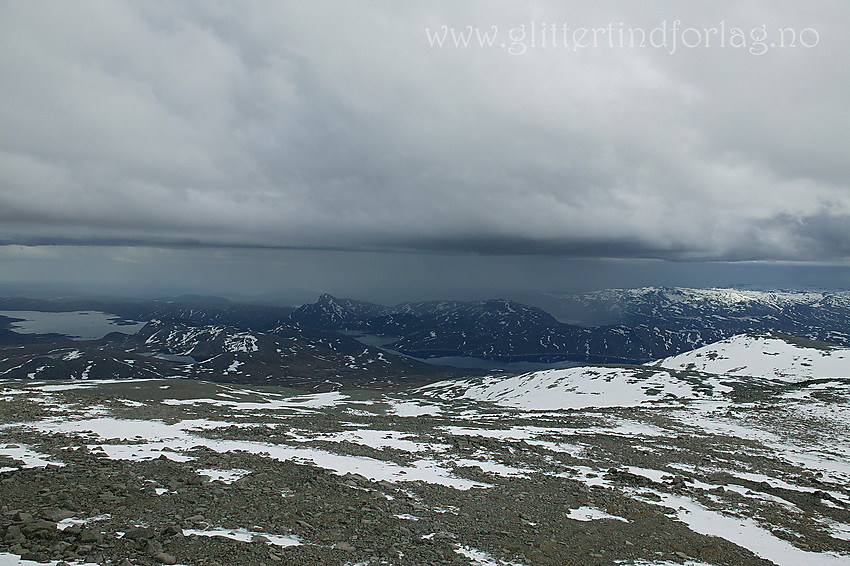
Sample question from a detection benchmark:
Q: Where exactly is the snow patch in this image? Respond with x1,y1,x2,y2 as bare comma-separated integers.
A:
566,506,628,522
183,528,300,547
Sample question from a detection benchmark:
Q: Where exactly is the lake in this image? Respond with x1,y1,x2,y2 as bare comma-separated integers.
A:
0,310,147,340
345,332,584,371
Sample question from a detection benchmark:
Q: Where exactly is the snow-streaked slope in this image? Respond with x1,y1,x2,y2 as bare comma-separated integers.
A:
656,333,850,381
546,287,850,346
424,333,849,410
579,287,848,310
422,365,731,410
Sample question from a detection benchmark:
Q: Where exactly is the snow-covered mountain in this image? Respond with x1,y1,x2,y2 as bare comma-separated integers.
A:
654,332,850,381
422,365,735,410
286,294,389,330
424,333,850,410
543,287,850,344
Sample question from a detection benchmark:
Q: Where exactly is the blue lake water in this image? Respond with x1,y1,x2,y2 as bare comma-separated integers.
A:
346,332,584,371
0,311,146,340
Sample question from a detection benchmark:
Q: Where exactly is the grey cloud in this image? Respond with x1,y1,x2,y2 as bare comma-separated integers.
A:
1,0,848,265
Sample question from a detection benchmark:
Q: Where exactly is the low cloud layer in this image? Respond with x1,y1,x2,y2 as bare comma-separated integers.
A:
1,1,848,262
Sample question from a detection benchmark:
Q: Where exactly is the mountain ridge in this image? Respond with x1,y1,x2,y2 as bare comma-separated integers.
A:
0,319,468,390
4,286,850,367
289,288,850,363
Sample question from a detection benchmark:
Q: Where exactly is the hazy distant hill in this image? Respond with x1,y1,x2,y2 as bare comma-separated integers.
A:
541,287,850,342
0,295,295,333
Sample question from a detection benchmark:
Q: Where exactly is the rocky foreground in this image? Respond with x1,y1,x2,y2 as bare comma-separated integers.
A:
0,372,849,566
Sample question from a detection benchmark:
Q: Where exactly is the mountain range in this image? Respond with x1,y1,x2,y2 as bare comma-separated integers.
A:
288,288,850,364
2,287,850,372
542,287,850,340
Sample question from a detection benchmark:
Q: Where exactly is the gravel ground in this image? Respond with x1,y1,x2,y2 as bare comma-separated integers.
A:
1,377,849,566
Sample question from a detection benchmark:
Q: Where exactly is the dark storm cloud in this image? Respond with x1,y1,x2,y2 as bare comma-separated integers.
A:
1,1,848,263
782,213,850,259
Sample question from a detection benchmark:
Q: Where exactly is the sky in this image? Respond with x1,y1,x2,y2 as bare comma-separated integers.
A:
1,1,848,302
